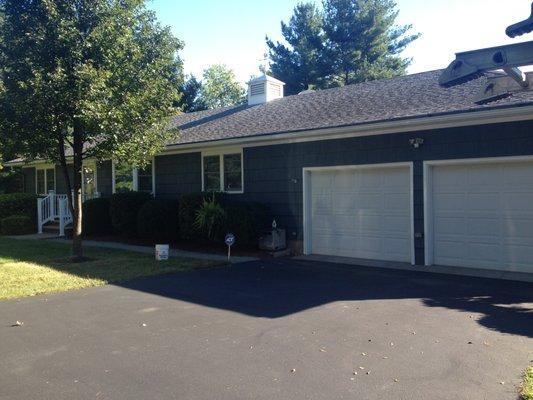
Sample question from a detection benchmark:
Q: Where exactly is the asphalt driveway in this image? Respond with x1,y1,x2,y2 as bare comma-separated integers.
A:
1,259,532,400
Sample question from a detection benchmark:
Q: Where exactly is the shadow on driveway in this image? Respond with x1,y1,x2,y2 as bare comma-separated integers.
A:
118,258,533,338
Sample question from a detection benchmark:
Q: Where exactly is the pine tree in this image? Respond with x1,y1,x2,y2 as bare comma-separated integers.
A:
267,0,419,92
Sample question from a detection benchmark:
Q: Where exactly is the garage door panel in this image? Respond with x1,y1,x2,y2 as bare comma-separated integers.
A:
385,193,410,209
310,166,411,263
433,193,466,210
431,160,533,273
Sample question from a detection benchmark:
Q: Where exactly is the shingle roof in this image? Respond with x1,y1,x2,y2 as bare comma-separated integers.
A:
168,69,533,146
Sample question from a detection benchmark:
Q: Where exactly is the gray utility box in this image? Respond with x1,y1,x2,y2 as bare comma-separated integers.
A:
259,228,286,251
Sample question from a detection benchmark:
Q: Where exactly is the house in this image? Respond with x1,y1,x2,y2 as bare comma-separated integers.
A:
9,70,533,277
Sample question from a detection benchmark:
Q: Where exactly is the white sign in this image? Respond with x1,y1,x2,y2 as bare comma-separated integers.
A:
225,233,235,247
155,244,169,261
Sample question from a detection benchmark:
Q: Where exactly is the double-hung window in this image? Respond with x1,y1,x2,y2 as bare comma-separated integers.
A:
36,167,55,195
202,149,243,193
113,160,154,194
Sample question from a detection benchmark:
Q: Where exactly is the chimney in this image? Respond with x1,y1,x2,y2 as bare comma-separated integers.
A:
247,74,285,105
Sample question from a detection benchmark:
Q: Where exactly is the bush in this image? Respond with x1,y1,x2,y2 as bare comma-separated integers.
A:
0,169,24,194
0,193,38,231
194,196,226,241
109,191,152,236
178,192,223,239
82,198,113,236
1,215,34,235
137,199,179,240
225,202,269,246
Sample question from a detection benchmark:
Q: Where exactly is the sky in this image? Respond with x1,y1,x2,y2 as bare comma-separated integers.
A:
148,0,533,85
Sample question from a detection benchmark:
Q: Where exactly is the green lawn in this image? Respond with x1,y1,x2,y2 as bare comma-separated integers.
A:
0,237,220,300
522,366,533,400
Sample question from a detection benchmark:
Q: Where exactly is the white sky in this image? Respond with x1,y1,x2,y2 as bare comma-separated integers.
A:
150,0,533,85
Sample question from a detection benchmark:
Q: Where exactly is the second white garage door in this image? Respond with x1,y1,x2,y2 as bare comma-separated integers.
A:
427,159,533,273
306,164,412,263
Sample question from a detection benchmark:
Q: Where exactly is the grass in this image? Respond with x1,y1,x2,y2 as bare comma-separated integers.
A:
522,366,533,400
0,237,220,300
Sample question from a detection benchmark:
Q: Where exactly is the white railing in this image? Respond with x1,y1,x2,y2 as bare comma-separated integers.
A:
37,191,55,233
37,190,100,236
58,197,73,237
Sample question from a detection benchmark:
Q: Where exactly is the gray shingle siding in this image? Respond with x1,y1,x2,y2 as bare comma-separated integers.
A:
22,167,35,194
154,153,202,199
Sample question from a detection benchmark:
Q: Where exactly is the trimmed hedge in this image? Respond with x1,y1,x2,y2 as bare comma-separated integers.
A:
225,202,269,246
178,192,223,239
1,215,34,235
0,193,37,232
137,199,179,240
82,198,113,236
109,191,152,236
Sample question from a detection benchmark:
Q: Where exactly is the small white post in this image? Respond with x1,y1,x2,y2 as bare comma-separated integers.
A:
37,198,43,234
59,198,65,237
48,190,56,218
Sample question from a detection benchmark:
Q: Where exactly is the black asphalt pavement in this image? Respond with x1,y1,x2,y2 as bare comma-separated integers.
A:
1,259,532,400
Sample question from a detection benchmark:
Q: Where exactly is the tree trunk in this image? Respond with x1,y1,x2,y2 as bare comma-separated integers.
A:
71,131,84,260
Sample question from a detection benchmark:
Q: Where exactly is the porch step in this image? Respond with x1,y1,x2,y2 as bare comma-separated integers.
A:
42,221,72,236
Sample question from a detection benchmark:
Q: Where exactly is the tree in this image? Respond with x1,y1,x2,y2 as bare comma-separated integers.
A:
0,0,182,260
266,3,326,96
267,0,419,93
177,74,207,112
199,64,245,109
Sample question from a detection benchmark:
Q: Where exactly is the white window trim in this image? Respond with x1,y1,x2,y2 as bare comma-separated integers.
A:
35,164,56,195
112,159,155,195
201,147,244,194
82,161,98,198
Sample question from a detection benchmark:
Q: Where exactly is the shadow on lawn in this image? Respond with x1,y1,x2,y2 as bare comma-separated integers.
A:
117,258,533,338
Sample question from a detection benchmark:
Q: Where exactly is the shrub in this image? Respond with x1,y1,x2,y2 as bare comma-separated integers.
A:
178,192,223,239
194,195,226,241
1,215,34,235
82,198,113,236
137,199,180,240
225,202,269,246
0,193,38,229
109,191,152,236
0,169,24,194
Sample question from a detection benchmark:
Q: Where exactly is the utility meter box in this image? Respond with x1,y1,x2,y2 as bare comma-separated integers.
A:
259,229,286,251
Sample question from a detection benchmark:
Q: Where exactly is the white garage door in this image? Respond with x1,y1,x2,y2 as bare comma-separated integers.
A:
308,165,412,263
429,160,533,273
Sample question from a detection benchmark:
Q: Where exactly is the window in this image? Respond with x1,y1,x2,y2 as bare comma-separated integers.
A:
36,167,55,194
203,155,221,191
113,160,154,194
202,150,243,193
137,164,153,193
114,162,134,193
223,154,242,192
82,165,96,199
